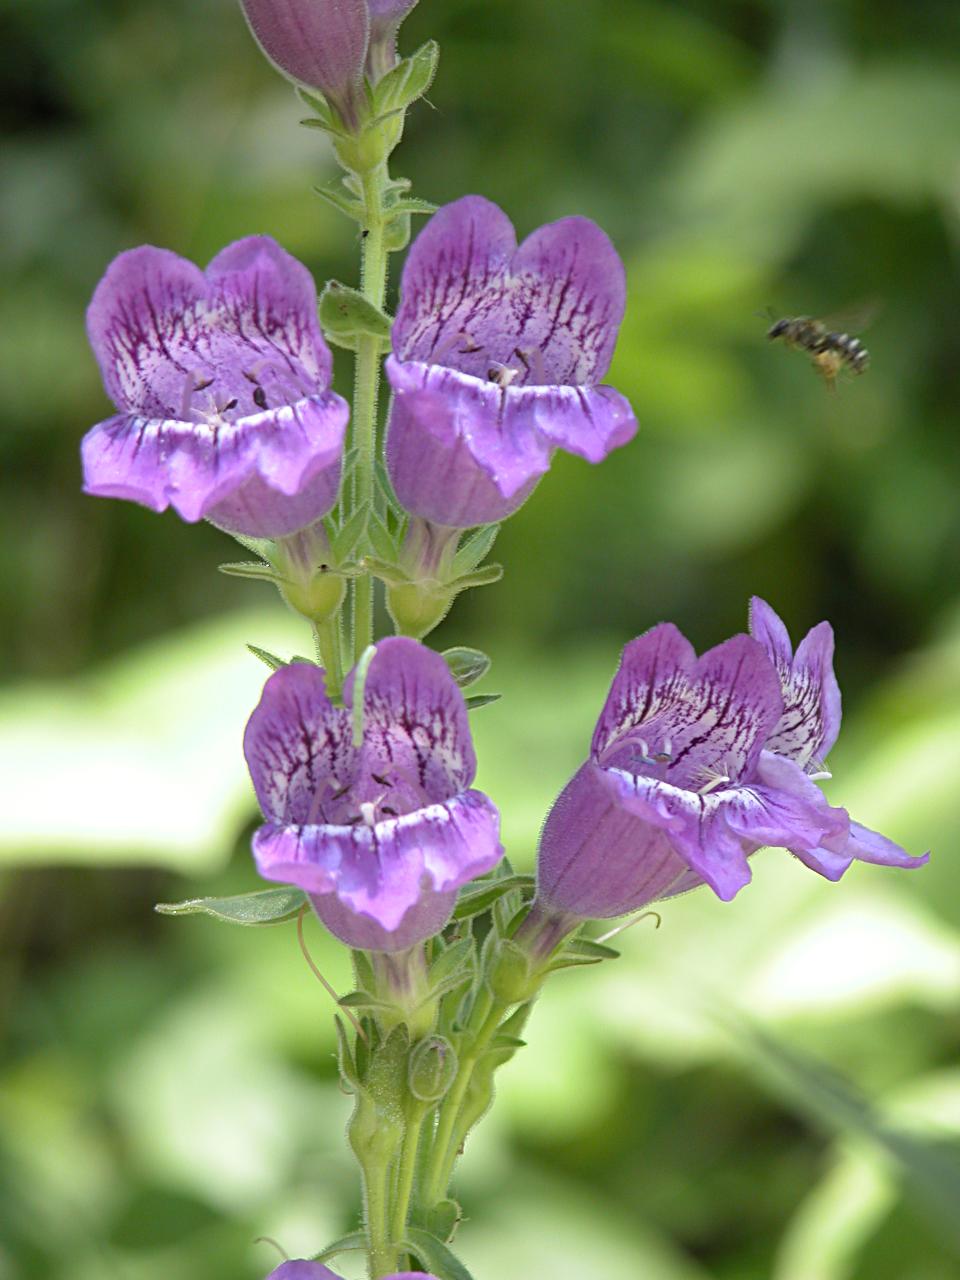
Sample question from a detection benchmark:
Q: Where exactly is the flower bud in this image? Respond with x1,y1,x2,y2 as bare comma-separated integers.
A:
366,0,420,81
238,0,370,128
407,1035,458,1103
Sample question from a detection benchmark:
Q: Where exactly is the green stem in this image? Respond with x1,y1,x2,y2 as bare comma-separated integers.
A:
313,617,344,697
351,164,390,663
390,1104,429,1246
363,1151,398,1279
422,988,506,1207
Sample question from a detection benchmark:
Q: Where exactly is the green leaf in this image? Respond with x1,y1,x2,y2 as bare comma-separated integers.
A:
315,1231,367,1263
313,180,364,223
452,563,503,591
564,936,622,961
442,647,492,690
364,556,410,588
155,887,306,926
374,460,404,516
217,560,281,583
403,1227,476,1280
428,937,475,990
338,990,396,1013
372,40,440,116
319,280,393,342
453,874,534,920
332,501,370,563
417,1197,462,1244
334,1016,361,1092
452,524,500,576
728,1018,960,1252
368,510,400,563
387,196,439,217
465,693,502,711
245,644,289,672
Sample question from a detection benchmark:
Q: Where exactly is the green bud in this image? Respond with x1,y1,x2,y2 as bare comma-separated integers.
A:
386,579,456,639
488,939,536,1005
280,566,346,623
407,1035,458,1103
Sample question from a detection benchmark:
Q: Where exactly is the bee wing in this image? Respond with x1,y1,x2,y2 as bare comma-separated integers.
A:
820,296,884,334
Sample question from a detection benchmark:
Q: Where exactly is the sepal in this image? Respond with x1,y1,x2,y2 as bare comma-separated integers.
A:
371,40,439,118
402,1228,475,1280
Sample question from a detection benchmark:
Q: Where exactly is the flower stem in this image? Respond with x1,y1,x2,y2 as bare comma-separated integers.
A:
421,987,506,1207
351,163,390,664
362,1151,398,1279
313,617,344,697
390,1103,429,1246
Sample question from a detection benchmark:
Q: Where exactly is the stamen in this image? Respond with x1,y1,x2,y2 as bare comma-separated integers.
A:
487,362,521,388
697,764,731,795
514,345,546,384
359,801,378,827
371,772,392,787
808,769,832,781
253,386,268,410
433,329,483,363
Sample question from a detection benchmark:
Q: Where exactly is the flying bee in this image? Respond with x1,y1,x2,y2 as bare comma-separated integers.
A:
765,313,871,391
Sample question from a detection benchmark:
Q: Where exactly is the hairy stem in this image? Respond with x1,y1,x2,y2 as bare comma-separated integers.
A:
351,164,390,663
422,988,506,1207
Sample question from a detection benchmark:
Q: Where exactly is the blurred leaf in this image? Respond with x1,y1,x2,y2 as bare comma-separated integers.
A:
404,1227,475,1280
155,887,306,927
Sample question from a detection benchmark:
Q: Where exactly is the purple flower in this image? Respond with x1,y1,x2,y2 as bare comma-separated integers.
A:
367,0,421,79
239,0,369,125
83,237,348,540
266,1267,437,1280
244,637,503,951
238,0,420,123
385,196,638,528
533,600,927,922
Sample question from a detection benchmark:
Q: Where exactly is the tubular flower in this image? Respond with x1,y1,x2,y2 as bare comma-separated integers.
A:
534,600,927,923
244,638,503,951
367,0,421,79
83,237,348,539
238,0,370,126
385,196,638,528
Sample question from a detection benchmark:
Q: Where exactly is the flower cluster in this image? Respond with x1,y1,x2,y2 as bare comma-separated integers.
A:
82,3,931,1275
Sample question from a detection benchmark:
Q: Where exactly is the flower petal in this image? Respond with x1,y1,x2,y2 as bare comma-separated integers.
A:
385,359,547,523
591,622,698,762
599,767,753,901
386,359,635,525
253,789,503,932
749,597,842,766
81,393,347,534
344,637,477,800
392,196,627,384
536,762,692,919
239,0,369,117
243,663,355,826
87,237,332,421
829,819,929,870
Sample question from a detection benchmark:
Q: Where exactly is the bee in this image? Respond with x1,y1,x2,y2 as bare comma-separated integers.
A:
766,314,870,390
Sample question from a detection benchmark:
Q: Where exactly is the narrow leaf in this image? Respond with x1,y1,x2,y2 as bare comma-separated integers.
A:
452,563,503,591
452,524,500,576
368,510,399,563
428,937,474,989
218,560,281,583
155,887,306,926
465,693,502,711
373,40,439,116
320,281,393,341
313,181,364,223
315,1231,367,1264
404,1228,476,1280
339,990,396,1013
332,501,370,563
453,875,533,920
246,644,288,672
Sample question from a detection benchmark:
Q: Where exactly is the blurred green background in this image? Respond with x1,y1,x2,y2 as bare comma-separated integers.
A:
3,0,960,1276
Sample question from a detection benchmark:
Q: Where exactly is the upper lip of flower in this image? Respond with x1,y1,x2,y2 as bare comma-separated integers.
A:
81,235,348,531
243,638,503,930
